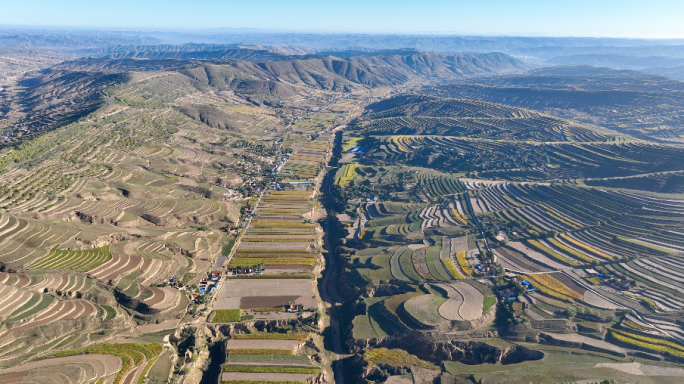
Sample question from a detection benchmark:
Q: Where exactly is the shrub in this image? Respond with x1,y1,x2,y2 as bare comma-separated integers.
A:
101,304,117,320
212,309,241,322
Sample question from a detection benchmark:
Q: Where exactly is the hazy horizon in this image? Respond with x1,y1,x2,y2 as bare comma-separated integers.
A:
2,0,684,38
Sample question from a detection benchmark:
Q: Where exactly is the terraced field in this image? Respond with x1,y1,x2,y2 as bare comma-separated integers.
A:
332,90,684,381
5,40,684,383
0,44,371,382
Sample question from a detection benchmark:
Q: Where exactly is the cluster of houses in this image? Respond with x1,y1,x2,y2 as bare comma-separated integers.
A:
199,270,222,294
585,268,634,290
472,264,492,274
227,265,263,276
164,276,186,289
186,270,223,303
499,275,537,300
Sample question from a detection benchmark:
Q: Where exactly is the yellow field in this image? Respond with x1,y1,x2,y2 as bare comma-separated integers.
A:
560,233,613,260
456,251,472,276
450,208,468,225
336,163,361,186
342,137,362,151
524,273,583,302
443,259,464,279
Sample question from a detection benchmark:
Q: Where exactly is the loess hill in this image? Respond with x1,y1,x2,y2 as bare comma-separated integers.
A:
0,48,530,384
5,41,684,384
324,81,684,383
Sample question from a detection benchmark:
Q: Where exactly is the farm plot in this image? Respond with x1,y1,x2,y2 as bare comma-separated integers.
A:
227,339,302,351
142,286,179,311
493,246,550,273
30,246,112,271
508,241,571,270
523,273,584,303
0,298,99,338
435,281,485,321
0,354,122,384
222,372,312,382
450,236,469,253
0,217,82,266
403,293,447,327
215,279,317,310
0,284,43,320
526,239,584,266
87,253,144,282
44,343,162,384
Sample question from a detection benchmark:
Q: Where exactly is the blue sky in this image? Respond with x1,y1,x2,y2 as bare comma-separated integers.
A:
2,0,683,37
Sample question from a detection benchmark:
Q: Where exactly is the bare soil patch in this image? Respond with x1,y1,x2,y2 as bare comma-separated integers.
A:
0,371,27,384
216,279,316,310
240,295,299,309
226,339,300,350
594,362,684,377
549,272,587,296
222,372,312,381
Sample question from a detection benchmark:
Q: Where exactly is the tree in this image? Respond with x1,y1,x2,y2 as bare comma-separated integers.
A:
513,281,526,296
565,307,577,318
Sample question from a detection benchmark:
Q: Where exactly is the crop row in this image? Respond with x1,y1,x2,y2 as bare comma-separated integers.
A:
524,274,582,302
31,245,112,271
456,251,472,276
252,222,316,228
227,349,293,355
229,273,314,279
224,365,318,374
546,238,593,263
229,258,316,267
442,259,464,279
233,253,316,258
525,239,582,267
233,333,309,340
335,164,361,187
609,328,684,357
450,209,468,225
212,309,241,322
48,343,162,384
241,238,315,243
624,293,659,311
